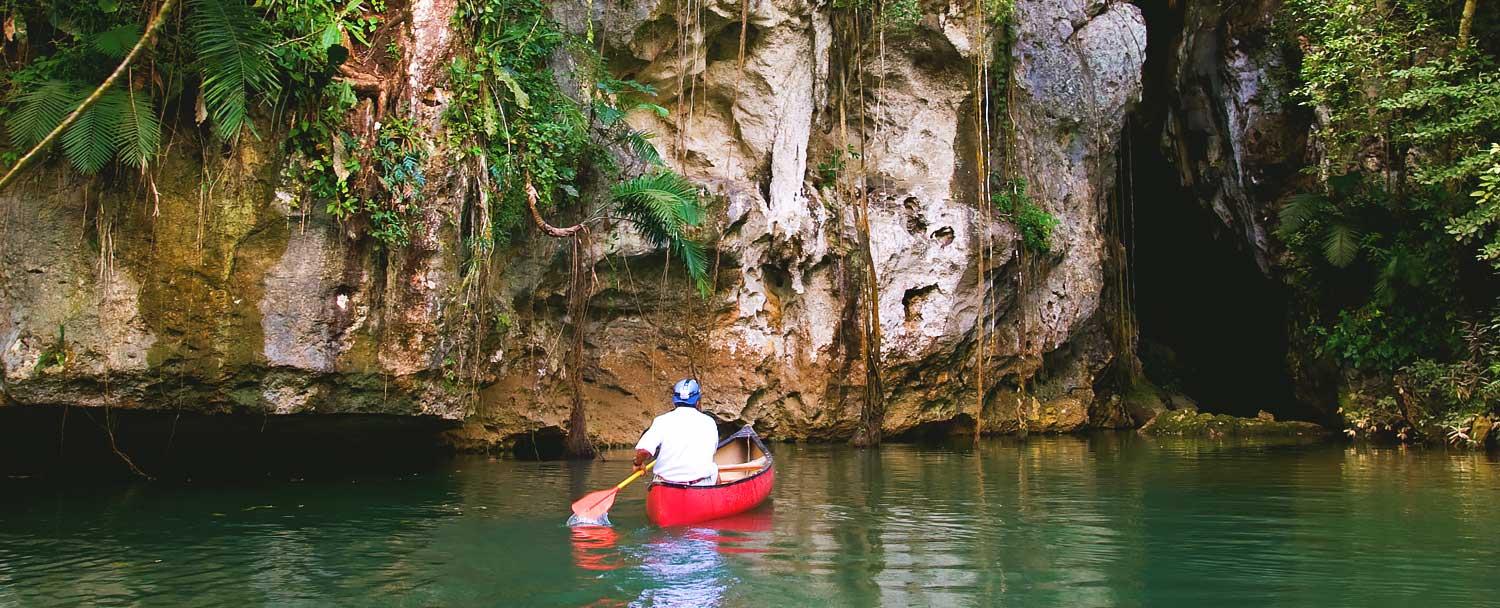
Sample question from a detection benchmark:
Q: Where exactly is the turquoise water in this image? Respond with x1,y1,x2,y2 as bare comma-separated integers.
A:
3,434,1499,607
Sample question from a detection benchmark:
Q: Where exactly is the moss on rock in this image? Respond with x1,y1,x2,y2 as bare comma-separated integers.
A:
1140,409,1329,438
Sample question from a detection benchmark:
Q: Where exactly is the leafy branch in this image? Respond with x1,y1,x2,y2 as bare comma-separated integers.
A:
0,0,177,194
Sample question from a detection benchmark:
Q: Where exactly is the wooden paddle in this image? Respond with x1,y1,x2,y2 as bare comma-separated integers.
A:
571,461,654,523
716,462,767,472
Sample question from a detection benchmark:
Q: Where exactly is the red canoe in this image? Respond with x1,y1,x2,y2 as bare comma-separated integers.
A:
646,426,774,527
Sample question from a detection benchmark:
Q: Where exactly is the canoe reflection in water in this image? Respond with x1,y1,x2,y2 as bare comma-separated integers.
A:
568,506,776,605
569,525,623,572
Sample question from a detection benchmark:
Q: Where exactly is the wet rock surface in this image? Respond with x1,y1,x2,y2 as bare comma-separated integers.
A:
1,0,1179,450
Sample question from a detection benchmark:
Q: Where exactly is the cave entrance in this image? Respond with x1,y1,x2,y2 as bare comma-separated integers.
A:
1123,0,1302,420
0,407,456,480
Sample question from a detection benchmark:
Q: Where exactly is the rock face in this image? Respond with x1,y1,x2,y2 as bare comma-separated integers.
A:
0,0,1148,448
1159,0,1309,274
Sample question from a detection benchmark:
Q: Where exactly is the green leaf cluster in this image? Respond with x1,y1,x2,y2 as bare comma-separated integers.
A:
990,177,1058,254
612,172,709,296
9,81,159,173
2,0,281,176
445,0,709,293
1283,0,1500,431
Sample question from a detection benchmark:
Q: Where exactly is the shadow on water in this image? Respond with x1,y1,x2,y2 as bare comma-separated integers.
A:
3,434,1500,607
0,406,456,481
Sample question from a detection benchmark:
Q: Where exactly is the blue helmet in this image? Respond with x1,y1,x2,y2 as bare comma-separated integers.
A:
672,379,701,407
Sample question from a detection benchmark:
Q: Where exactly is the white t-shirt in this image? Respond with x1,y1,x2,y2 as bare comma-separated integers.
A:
635,406,720,483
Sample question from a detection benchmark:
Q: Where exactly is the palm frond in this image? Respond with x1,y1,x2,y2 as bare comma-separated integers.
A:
188,0,280,140
611,171,710,294
1373,252,1401,304
94,24,142,59
1277,192,1325,241
8,81,83,149
61,90,127,174
621,129,663,167
1323,223,1362,268
115,91,161,169
674,237,711,296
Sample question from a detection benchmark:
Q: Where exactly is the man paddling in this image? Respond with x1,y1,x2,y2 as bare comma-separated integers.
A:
633,379,720,486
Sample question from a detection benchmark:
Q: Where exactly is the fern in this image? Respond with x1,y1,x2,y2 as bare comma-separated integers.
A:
189,0,280,140
62,90,127,174
1323,223,1362,267
1277,192,1325,241
7,81,82,149
116,91,162,169
612,171,710,294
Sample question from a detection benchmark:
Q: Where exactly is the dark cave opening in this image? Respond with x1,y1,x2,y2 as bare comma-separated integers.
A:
511,425,568,461
1125,0,1303,420
0,407,456,481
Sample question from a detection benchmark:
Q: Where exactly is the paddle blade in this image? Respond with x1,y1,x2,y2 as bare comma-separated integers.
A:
567,512,612,527
569,488,620,525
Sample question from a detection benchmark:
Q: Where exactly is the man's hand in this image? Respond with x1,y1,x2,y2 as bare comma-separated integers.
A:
632,448,652,473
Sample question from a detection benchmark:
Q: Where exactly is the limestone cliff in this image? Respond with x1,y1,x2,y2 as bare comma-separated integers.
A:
1157,0,1308,275
0,0,1148,449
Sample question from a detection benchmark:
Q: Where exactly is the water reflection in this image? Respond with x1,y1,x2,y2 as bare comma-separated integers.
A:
568,508,776,606
571,526,623,572
2,435,1499,607
632,527,730,607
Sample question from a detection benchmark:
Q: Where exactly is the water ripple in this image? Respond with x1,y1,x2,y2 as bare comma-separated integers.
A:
2,436,1499,606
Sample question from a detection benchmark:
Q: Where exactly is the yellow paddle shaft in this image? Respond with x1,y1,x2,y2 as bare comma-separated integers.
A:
615,460,655,490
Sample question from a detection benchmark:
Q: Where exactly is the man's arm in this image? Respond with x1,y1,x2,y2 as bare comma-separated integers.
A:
633,421,661,472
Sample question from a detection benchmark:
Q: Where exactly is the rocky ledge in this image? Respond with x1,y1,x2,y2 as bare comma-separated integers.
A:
1140,410,1329,438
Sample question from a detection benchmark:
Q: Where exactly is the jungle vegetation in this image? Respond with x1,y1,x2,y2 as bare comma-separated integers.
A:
0,0,709,457
1282,0,1498,443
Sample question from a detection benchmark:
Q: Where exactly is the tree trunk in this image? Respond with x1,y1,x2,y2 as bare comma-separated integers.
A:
525,180,596,459
563,234,597,459
1459,0,1479,50
851,193,885,447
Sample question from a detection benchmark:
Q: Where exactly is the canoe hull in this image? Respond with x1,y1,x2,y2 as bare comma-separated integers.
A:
645,425,774,527
646,467,774,527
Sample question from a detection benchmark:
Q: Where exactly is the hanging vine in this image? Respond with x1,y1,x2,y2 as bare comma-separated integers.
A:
825,0,890,447
447,0,711,457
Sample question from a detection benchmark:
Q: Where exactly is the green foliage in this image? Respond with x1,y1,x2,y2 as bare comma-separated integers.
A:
816,145,861,186
8,80,82,151
116,90,162,169
1313,303,1455,372
8,81,161,173
1342,302,1500,443
188,0,280,140
3,0,704,276
1321,223,1362,268
2,0,285,176
1449,143,1500,269
93,23,141,58
33,325,68,373
990,177,1058,254
445,0,586,245
880,0,920,32
1284,0,1500,432
445,0,709,292
61,90,124,174
612,172,709,295
982,0,1015,25
263,0,383,99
